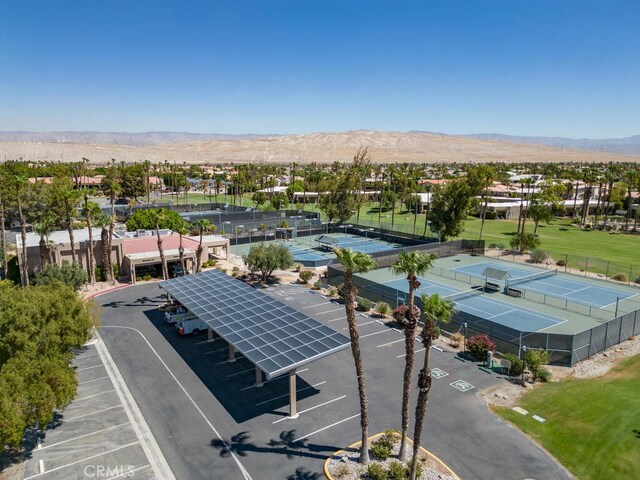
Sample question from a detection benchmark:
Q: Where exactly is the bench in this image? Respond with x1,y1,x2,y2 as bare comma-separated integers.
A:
498,359,512,375
485,282,501,292
505,288,522,298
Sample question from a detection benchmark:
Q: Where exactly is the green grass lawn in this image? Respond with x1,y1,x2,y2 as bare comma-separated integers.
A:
494,354,640,480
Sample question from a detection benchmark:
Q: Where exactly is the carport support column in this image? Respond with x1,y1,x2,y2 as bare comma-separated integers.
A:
255,366,263,387
207,327,213,341
289,369,298,419
228,344,236,362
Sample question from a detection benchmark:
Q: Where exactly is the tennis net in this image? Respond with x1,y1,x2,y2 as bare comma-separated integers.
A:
445,287,484,303
507,269,557,288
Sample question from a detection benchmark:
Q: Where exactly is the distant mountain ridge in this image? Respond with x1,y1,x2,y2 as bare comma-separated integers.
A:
409,131,640,155
0,131,274,147
2,130,639,154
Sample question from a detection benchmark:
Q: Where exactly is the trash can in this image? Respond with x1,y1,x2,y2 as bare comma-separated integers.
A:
486,350,493,368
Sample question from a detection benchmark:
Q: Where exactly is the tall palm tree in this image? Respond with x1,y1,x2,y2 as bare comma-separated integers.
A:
391,251,436,461
34,214,56,269
409,293,454,480
175,222,189,275
332,247,377,464
82,188,96,285
13,175,30,287
0,184,7,280
101,168,121,282
93,212,112,282
150,209,169,280
193,219,213,272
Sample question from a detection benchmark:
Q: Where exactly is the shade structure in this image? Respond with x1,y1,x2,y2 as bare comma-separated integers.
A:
159,269,350,379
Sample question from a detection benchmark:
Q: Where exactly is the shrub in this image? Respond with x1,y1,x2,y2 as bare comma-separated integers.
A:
366,462,387,480
136,276,143,283
529,248,549,264
143,274,152,281
94,265,104,282
357,298,373,312
406,459,423,479
231,267,239,277
611,272,629,282
537,366,552,383
209,260,218,268
258,223,266,231
332,463,350,479
466,334,496,361
488,243,497,248
556,259,567,267
525,348,551,381
501,353,524,376
294,263,303,272
299,270,313,284
388,461,407,480
374,301,391,318
450,332,464,346
328,286,338,297
113,263,120,279
635,276,640,285
496,242,506,250
279,220,289,229
32,262,88,291
313,280,323,290
370,441,392,460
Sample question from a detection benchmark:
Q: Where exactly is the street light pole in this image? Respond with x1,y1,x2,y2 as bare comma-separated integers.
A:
521,345,527,386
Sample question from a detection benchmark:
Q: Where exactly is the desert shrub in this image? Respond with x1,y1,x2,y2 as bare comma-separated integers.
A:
366,462,387,480
529,248,549,264
611,272,629,282
328,286,338,297
484,210,497,220
488,243,497,248
556,259,567,267
332,463,350,479
357,298,373,312
113,263,120,279
495,242,506,250
374,301,391,317
466,334,496,361
136,276,143,283
32,262,87,291
370,441,391,460
406,459,423,479
525,348,551,381
450,332,464,346
313,280,323,290
294,263,303,272
634,276,640,284
94,265,104,282
537,367,552,383
142,274,152,281
279,220,289,228
209,260,218,268
299,270,313,284
501,353,524,376
258,223,266,231
388,461,407,480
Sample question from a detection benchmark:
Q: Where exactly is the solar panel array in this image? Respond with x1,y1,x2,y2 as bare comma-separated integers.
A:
159,269,351,379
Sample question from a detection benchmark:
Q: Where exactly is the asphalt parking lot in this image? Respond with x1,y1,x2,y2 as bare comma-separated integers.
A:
22,341,164,480
90,281,571,480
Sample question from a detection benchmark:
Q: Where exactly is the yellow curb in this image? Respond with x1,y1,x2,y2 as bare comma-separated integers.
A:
323,432,461,480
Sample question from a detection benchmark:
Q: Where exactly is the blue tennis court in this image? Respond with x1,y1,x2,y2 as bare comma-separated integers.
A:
383,277,565,332
451,261,636,308
315,234,404,254
283,243,332,266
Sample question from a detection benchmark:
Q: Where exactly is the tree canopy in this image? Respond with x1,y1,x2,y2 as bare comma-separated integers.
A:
126,208,187,231
242,243,294,282
426,179,474,240
32,262,88,291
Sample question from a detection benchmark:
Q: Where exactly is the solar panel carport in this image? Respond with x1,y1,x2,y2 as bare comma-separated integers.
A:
159,269,351,418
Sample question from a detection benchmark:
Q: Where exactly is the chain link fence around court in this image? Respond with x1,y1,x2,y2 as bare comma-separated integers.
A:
327,240,640,366
494,249,640,286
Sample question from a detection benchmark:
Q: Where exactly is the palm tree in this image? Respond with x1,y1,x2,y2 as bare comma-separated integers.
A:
391,251,436,461
82,188,96,285
101,168,121,282
332,247,377,464
175,222,189,275
93,212,112,282
0,184,7,280
409,293,454,480
34,214,56,269
193,219,213,272
52,178,82,264
13,175,30,287
150,209,169,280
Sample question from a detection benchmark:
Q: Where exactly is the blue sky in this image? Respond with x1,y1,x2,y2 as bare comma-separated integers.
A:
1,0,639,137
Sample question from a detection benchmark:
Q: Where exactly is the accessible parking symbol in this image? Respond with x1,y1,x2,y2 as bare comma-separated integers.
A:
450,379,474,392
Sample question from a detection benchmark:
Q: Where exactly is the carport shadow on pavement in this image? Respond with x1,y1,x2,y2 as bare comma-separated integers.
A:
142,308,322,423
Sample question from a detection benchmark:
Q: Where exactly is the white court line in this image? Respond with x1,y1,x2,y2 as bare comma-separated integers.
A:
37,422,130,450
255,381,326,406
272,395,346,424
241,368,309,391
75,364,104,372
360,330,395,339
560,285,592,296
227,367,254,378
24,442,139,479
80,375,110,385
377,338,405,348
63,405,123,422
205,346,229,355
396,348,425,359
106,464,152,480
297,414,361,441
489,308,517,319
75,389,116,402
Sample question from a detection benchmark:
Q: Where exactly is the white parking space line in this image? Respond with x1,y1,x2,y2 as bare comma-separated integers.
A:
75,364,104,372
241,368,309,391
205,346,229,355
297,413,361,441
24,441,140,479
255,381,327,407
194,339,218,345
396,348,426,359
75,389,116,402
377,338,405,348
38,422,130,450
328,317,345,323
272,395,347,424
227,367,254,378
343,320,376,329
80,375,110,385
63,405,123,422
314,307,346,316
215,356,247,366
302,302,333,309
360,330,395,339
76,353,100,360
106,464,152,480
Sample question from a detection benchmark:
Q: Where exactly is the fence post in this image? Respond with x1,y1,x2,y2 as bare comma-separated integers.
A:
585,257,588,276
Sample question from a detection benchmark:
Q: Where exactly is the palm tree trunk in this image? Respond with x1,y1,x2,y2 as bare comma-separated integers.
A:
179,233,186,274
84,195,96,285
410,324,435,480
39,237,49,269
196,231,204,273
398,278,419,461
344,271,370,464
156,226,168,280
479,184,489,240
102,227,113,282
65,199,77,264
572,178,579,218
602,180,614,229
18,196,29,287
